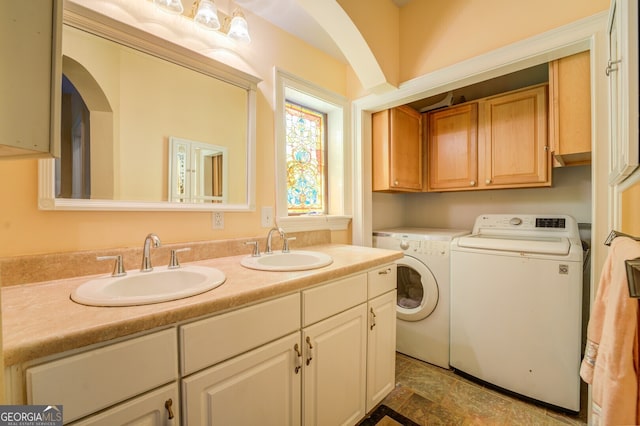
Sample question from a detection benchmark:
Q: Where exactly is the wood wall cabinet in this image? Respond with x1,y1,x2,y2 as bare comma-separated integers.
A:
0,0,61,158
426,104,478,191
549,51,592,166
426,84,550,192
479,84,550,189
372,106,423,192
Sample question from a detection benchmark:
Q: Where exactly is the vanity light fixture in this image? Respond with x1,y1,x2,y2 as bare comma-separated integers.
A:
153,0,184,15
226,9,251,44
152,0,251,43
193,0,221,31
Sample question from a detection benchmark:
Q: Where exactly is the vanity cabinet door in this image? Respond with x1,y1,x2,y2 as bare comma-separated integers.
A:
69,383,178,426
0,0,61,157
302,304,367,426
182,332,302,426
366,290,397,412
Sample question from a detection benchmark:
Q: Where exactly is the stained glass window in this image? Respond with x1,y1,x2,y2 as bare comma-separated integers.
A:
285,102,327,214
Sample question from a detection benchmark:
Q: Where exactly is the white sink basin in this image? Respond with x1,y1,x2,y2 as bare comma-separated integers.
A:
240,250,333,272
71,265,226,307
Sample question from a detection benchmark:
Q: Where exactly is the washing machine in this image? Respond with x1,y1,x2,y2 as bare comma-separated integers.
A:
372,227,469,368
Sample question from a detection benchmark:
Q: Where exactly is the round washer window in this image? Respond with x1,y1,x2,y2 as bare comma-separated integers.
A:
396,256,439,321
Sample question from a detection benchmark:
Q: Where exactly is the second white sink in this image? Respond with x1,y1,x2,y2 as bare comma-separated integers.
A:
71,265,226,307
240,250,333,272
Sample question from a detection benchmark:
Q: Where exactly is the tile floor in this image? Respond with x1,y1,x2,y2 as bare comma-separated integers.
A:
378,353,587,425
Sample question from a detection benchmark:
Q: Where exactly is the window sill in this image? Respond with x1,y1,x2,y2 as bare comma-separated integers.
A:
278,215,352,232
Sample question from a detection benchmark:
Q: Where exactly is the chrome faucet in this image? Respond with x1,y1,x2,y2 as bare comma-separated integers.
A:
265,226,285,254
141,233,161,272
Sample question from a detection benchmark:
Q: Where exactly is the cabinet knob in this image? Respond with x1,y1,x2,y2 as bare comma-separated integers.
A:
470,180,476,186
393,180,399,186
485,179,492,185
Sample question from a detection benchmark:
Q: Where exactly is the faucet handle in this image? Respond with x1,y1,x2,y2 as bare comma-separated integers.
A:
168,248,191,269
244,241,260,257
97,255,127,277
282,237,297,253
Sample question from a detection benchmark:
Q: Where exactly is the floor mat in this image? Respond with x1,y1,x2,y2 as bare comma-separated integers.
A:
357,404,420,426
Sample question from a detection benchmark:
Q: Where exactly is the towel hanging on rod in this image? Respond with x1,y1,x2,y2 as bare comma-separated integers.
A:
604,230,640,298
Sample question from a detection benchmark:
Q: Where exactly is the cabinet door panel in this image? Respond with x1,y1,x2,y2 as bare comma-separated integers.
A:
481,86,549,188
390,106,423,190
182,332,301,426
427,104,478,191
366,290,397,412
303,304,367,426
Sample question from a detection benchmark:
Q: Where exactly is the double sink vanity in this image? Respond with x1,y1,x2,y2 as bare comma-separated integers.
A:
2,235,401,425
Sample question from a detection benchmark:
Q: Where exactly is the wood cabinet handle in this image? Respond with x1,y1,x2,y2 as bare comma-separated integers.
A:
294,343,302,374
393,180,399,186
470,180,476,186
485,179,491,184
305,336,313,365
165,398,174,420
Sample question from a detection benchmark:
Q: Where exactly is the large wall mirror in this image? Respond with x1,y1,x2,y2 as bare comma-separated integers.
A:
39,2,259,211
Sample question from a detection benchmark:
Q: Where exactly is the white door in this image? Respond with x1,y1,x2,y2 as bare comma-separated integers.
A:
303,304,367,426
366,290,397,412
182,332,301,426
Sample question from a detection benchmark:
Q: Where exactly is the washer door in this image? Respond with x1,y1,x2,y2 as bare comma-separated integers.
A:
396,255,439,321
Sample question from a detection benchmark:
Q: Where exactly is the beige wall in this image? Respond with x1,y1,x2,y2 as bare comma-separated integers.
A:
398,0,609,83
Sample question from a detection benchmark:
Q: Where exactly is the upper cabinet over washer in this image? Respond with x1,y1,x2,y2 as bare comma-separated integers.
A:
549,51,592,167
0,0,62,158
372,106,423,192
426,84,550,192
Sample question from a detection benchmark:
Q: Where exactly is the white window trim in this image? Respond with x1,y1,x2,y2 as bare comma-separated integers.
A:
274,68,352,232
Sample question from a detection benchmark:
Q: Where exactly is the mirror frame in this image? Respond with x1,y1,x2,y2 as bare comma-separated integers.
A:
38,2,259,212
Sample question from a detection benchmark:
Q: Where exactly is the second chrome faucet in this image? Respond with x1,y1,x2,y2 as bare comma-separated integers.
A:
141,233,161,272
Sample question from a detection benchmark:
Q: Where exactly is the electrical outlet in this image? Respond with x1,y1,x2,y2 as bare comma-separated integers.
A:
261,206,274,228
212,212,224,229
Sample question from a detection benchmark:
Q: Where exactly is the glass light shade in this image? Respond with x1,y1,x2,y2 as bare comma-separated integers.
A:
153,0,184,14
194,0,221,30
227,11,251,43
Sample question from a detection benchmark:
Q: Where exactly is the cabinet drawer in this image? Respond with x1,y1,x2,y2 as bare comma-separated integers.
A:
70,383,178,426
303,274,367,326
368,264,396,299
27,328,178,424
181,293,300,375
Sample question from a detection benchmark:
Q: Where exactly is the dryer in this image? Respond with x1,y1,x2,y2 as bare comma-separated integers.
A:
373,228,469,368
